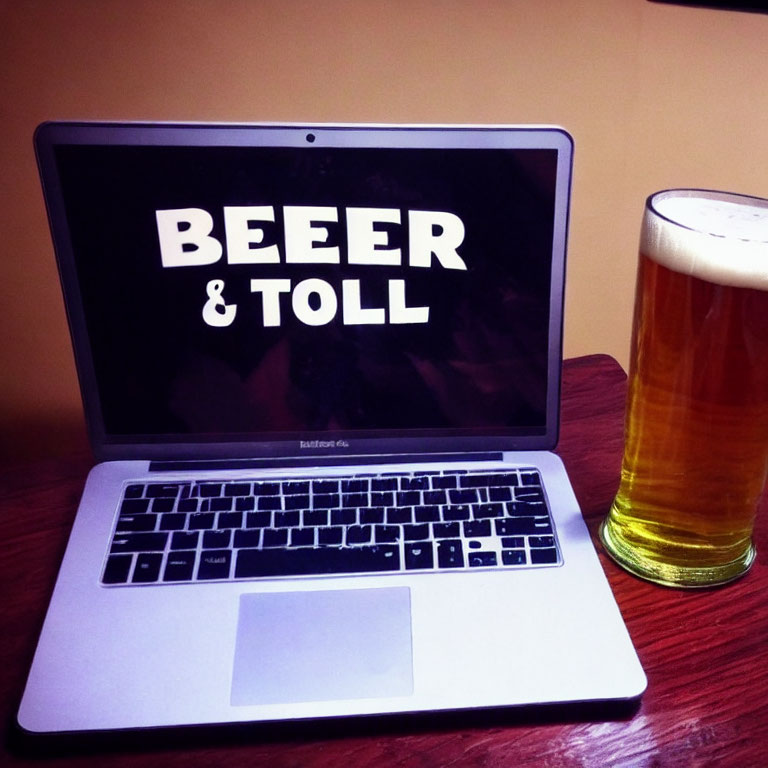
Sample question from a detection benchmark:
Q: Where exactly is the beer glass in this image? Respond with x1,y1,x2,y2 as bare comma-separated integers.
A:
600,189,768,587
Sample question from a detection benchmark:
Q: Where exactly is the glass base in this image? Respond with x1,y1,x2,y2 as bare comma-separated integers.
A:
599,515,756,588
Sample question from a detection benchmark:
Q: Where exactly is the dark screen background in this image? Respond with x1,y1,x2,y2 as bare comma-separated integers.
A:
53,144,556,440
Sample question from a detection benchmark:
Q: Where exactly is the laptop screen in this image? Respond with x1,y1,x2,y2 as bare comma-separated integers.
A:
36,123,572,460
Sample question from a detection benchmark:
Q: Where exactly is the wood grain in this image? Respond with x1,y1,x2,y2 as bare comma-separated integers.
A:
2,354,767,766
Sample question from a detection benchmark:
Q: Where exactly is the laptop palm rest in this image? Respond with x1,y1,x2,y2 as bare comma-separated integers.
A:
231,587,414,706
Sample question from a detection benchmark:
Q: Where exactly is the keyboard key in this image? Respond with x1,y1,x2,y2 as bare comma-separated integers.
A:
111,532,168,553
283,481,310,495
423,490,447,505
488,487,513,502
117,514,157,532
218,511,243,529
459,474,490,488
146,484,181,498
178,498,199,513
516,489,545,503
275,510,301,528
151,498,176,513
443,505,471,521
158,513,186,531
517,503,548,517
371,477,398,491
531,548,559,564
346,525,372,544
433,522,460,539
530,535,556,548
375,525,401,543
198,484,222,498
234,529,262,548
284,494,310,510
253,482,280,496
437,540,464,568
224,483,251,497
171,531,199,550
331,509,356,526
414,505,440,523
210,497,233,512
197,550,231,580
235,545,400,578
203,530,231,549
258,496,282,511
386,507,413,525
318,526,343,545
496,517,551,536
359,507,385,525
246,511,271,528
430,475,457,489
163,551,196,581
468,552,497,567
405,542,434,569
303,509,328,527
188,513,216,530
396,491,420,506
342,493,368,508
474,503,504,519
463,519,492,538
103,554,132,584
124,484,145,499
403,524,430,541
400,476,429,491
234,497,255,511
460,473,514,488
314,493,341,509
263,528,289,547
502,549,527,566
449,489,478,504
506,502,538,517
371,491,394,507
312,480,339,494
500,536,525,549
132,552,163,582
341,479,368,493
291,528,315,547
120,498,149,515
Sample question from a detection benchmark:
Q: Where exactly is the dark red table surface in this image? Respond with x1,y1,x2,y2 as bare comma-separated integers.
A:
1,354,766,767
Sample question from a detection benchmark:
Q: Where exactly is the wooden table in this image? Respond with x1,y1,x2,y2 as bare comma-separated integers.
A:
2,354,766,766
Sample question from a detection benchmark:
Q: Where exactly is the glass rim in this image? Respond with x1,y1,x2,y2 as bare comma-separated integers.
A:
646,188,768,244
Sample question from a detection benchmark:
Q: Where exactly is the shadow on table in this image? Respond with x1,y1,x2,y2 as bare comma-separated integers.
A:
7,697,641,760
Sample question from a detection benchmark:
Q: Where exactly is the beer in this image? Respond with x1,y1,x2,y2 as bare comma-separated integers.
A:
600,190,768,587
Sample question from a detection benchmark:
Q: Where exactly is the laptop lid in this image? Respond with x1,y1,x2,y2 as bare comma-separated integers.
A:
34,122,573,463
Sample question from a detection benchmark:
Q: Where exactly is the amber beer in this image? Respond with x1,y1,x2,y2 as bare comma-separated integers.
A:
600,190,768,587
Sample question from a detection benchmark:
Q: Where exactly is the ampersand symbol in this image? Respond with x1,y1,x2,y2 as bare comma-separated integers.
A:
202,279,237,327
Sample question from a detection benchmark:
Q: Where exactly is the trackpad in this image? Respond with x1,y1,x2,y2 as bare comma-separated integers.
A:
231,587,414,706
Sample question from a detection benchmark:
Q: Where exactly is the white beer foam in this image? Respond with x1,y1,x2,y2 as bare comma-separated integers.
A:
641,190,768,291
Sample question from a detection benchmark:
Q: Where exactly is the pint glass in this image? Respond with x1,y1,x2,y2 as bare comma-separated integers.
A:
600,189,768,587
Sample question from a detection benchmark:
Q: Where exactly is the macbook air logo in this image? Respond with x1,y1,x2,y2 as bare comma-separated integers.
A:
300,439,350,450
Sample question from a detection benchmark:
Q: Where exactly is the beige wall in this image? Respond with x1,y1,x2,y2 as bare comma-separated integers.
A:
2,0,767,458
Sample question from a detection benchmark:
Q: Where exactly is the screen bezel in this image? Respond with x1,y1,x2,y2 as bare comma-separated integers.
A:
34,121,572,462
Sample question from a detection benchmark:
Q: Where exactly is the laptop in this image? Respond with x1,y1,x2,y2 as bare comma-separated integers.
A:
19,121,645,734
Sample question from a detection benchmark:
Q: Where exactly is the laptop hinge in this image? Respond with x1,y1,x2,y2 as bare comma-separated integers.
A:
148,451,505,473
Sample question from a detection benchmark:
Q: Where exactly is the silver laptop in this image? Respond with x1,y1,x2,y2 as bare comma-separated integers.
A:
19,122,645,734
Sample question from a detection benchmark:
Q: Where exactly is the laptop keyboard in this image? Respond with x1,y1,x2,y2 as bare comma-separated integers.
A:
102,468,561,585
